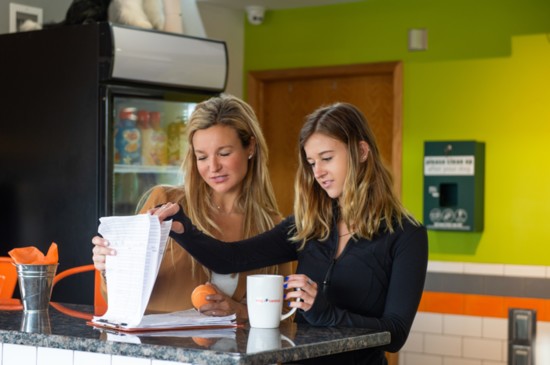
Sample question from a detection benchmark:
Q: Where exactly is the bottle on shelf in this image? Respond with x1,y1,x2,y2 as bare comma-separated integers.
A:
144,111,168,166
138,109,153,165
114,107,141,165
167,110,188,166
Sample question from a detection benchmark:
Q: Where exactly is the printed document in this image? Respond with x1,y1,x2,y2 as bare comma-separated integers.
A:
90,214,236,331
93,214,170,327
103,325,237,343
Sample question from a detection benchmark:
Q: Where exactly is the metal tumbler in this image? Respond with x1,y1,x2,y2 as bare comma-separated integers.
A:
15,264,58,312
20,310,52,333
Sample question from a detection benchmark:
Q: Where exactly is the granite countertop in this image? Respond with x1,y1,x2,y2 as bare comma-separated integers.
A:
0,303,390,365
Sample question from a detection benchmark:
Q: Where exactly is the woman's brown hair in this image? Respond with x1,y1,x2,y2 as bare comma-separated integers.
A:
292,102,417,247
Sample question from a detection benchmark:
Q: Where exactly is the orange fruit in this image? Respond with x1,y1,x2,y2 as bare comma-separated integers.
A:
191,284,217,309
192,336,215,347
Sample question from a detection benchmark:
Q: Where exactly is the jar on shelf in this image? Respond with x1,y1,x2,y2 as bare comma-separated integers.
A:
167,115,187,166
142,111,168,166
114,107,141,165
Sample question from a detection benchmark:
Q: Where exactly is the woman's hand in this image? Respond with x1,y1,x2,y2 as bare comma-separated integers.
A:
91,236,116,273
284,274,318,312
198,283,248,320
149,202,184,234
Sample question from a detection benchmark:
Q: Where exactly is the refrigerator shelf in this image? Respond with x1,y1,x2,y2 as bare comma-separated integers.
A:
114,164,182,175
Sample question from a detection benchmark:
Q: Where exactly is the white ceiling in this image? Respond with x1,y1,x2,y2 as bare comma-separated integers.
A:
196,0,363,11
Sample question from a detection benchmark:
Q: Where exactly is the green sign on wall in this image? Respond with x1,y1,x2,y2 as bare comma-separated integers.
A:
423,141,485,232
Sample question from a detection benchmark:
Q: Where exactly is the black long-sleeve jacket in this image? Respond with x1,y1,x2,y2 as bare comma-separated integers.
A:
169,211,428,365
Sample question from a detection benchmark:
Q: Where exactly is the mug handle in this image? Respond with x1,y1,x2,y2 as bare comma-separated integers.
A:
280,306,297,321
280,334,296,347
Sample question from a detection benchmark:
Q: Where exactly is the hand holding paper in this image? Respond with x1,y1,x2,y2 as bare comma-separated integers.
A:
150,202,184,234
90,213,237,332
94,214,171,327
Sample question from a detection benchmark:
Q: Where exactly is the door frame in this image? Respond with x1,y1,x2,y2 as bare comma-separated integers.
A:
247,61,404,196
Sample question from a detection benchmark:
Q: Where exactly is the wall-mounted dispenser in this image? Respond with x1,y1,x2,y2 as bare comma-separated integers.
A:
423,141,485,232
508,308,536,365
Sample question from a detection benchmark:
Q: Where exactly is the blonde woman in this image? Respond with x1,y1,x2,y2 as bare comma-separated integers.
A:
154,102,428,364
92,94,294,320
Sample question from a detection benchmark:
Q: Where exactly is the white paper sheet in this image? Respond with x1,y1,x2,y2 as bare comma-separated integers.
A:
93,214,171,327
104,321,237,343
95,308,236,332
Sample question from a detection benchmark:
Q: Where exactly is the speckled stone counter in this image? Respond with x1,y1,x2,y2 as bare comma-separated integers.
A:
0,304,390,365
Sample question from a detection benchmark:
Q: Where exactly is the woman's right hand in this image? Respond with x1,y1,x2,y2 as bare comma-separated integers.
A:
150,202,184,234
91,236,116,273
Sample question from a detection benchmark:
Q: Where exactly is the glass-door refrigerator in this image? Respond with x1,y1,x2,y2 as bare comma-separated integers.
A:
110,96,194,216
0,22,227,304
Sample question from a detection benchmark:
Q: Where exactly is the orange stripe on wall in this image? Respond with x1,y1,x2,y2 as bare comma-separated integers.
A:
419,291,550,320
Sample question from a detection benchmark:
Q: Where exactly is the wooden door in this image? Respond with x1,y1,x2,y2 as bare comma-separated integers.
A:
248,62,403,216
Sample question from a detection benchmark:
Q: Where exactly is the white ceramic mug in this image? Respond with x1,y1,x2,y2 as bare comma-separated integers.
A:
246,327,296,353
247,274,297,328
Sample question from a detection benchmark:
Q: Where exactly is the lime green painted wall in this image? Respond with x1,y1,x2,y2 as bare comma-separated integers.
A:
244,0,550,265
405,34,550,264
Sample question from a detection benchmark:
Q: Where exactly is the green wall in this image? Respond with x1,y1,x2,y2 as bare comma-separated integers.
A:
244,0,550,265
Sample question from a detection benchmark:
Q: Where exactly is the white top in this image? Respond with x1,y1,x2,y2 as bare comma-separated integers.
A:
211,272,239,297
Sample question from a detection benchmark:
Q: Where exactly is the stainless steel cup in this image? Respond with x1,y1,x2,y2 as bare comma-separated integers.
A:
20,310,52,333
15,264,58,312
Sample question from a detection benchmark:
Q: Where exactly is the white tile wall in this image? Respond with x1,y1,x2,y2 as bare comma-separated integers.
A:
3,344,37,365
463,263,504,276
401,332,423,352
401,313,550,365
74,350,112,365
463,337,503,361
428,260,550,279
444,315,482,337
442,357,481,365
0,345,196,365
428,261,465,274
37,347,74,365
500,343,507,364
536,321,550,362
405,260,550,364
424,334,462,357
504,265,546,278
112,355,151,364
481,318,507,340
401,352,443,365
411,312,443,334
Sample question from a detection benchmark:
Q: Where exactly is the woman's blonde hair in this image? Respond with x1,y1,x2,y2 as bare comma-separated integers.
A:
181,94,280,236
145,95,279,276
292,102,417,247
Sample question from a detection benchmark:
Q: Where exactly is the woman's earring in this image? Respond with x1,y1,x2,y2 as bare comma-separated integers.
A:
248,154,253,160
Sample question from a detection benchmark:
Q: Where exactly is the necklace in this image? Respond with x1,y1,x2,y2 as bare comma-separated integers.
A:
215,204,227,214
339,231,354,237
213,201,235,215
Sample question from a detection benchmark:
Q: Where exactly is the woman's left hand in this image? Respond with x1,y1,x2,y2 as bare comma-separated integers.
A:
284,274,318,311
198,283,248,320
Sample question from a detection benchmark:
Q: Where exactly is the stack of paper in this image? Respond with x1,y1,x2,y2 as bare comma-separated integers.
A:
104,325,237,343
94,309,236,332
135,309,236,328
